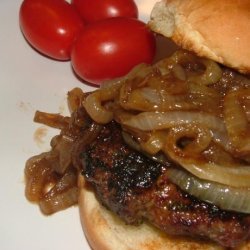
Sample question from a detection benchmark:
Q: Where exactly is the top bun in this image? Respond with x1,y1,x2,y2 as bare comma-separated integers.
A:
149,0,250,74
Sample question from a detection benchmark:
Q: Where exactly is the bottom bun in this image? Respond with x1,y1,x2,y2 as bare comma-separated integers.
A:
78,175,231,250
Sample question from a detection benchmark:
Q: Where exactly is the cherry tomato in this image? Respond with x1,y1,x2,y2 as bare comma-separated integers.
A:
71,0,138,23
71,17,156,85
19,0,84,60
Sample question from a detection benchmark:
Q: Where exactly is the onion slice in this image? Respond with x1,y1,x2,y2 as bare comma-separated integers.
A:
120,87,197,111
34,111,70,130
83,83,121,124
25,153,53,202
164,137,250,187
39,169,78,215
67,87,85,113
168,167,250,214
39,186,78,215
224,89,250,154
122,111,230,149
188,59,222,85
122,111,226,132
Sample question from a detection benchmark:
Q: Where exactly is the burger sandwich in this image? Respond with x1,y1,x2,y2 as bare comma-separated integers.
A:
24,0,250,249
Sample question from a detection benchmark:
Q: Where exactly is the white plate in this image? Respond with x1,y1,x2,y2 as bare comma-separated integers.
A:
0,1,157,250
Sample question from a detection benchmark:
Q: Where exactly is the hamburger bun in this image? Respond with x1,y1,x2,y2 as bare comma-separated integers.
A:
149,0,250,74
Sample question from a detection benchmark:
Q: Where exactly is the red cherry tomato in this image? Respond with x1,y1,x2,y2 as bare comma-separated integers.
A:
71,17,156,85
71,0,138,23
19,0,84,60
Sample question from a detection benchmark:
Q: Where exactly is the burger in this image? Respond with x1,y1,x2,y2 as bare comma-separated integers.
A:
24,0,250,249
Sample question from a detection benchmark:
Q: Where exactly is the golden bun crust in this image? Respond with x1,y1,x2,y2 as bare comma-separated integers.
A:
79,175,226,250
149,0,250,74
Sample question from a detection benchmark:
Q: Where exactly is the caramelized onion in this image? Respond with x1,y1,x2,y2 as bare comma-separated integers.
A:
83,83,121,124
164,128,250,187
122,111,230,147
154,50,197,76
118,62,153,85
51,135,74,174
119,64,154,108
71,123,102,170
155,50,222,86
120,87,196,111
25,153,54,202
168,168,250,214
224,89,250,155
140,130,168,155
39,169,78,215
83,91,113,124
165,124,212,156
122,131,168,164
167,157,250,188
121,111,233,153
172,64,186,81
203,143,239,167
34,111,70,130
67,87,85,113
188,59,222,85
40,187,78,215
122,111,225,131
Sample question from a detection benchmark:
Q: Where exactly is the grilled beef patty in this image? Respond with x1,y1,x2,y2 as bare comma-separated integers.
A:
80,121,250,248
